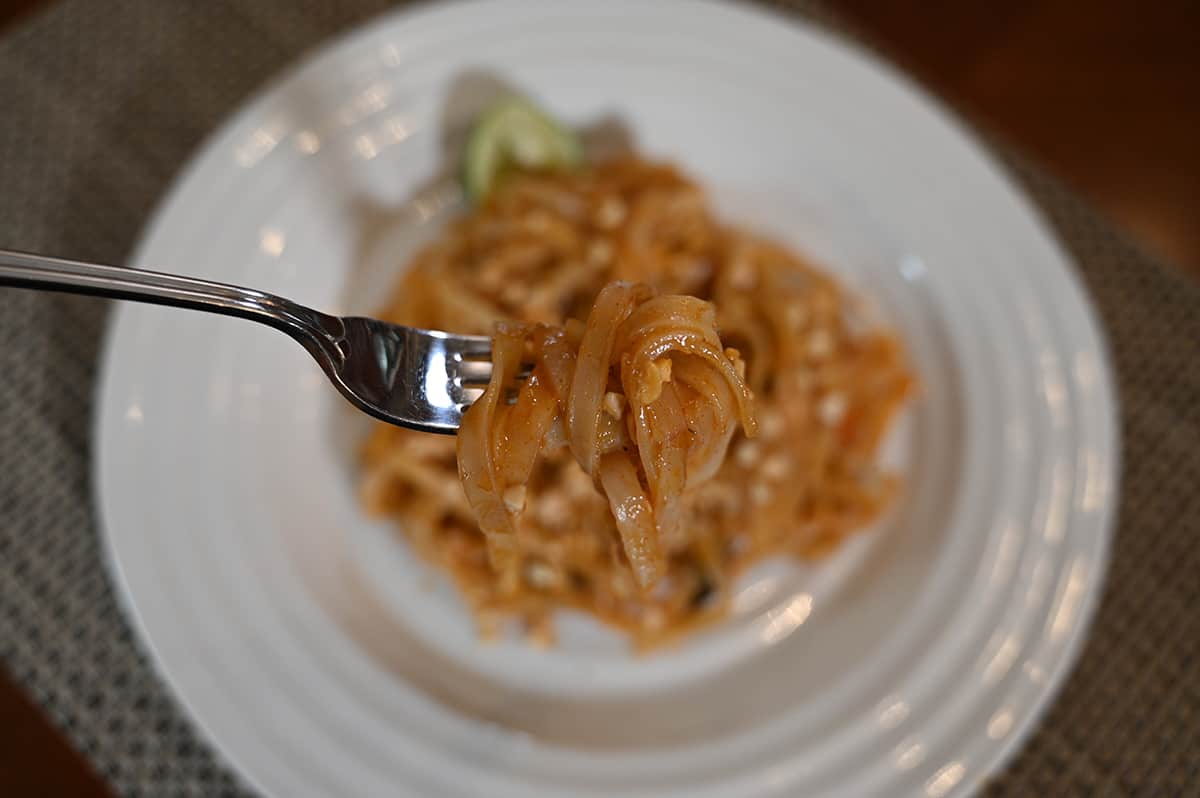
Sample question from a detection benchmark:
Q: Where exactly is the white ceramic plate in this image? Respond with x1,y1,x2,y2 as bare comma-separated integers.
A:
96,1,1118,795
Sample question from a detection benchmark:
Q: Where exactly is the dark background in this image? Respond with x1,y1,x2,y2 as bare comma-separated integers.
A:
1,0,1196,794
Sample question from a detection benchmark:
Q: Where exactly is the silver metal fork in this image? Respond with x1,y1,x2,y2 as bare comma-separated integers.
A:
0,249,496,433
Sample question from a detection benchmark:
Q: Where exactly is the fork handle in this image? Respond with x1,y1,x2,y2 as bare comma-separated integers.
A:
0,248,346,362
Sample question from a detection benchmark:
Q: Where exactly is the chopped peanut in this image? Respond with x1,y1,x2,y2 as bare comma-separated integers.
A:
502,485,527,513
594,197,626,229
818,392,847,426
603,391,626,420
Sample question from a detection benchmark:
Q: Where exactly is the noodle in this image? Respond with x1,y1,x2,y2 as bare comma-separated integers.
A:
361,157,913,648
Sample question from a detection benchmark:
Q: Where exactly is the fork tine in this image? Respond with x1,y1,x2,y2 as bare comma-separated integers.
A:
452,388,516,409
446,334,492,360
453,359,535,387
455,360,493,386
458,387,485,405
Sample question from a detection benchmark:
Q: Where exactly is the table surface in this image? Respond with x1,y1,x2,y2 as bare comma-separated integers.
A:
0,1,1196,795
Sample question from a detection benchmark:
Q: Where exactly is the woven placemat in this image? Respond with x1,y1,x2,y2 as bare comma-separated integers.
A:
1,1,1197,795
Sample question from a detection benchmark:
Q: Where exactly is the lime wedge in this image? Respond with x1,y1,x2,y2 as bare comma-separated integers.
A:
463,98,582,203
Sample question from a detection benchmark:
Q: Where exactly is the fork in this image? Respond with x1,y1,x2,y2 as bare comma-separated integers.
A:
0,249,497,433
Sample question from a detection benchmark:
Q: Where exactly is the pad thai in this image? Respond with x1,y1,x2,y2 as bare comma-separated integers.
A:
360,100,912,649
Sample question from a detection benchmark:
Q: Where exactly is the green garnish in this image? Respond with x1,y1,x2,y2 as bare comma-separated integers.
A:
463,97,582,204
